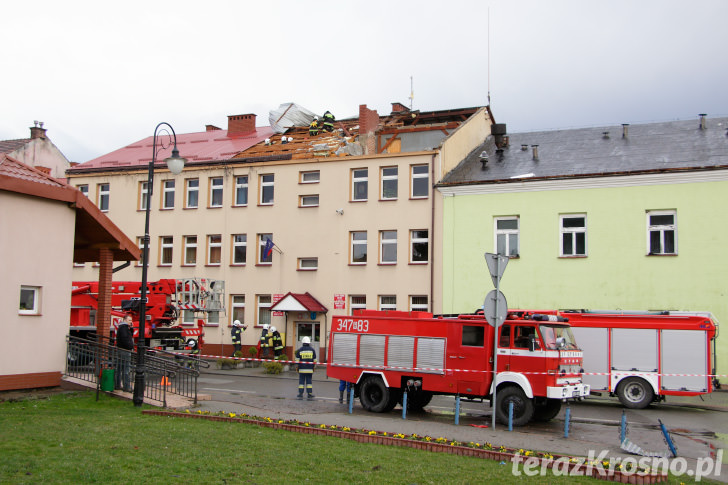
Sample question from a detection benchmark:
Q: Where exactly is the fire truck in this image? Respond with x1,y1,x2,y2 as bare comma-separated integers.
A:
70,278,225,352
561,310,719,409
327,309,590,426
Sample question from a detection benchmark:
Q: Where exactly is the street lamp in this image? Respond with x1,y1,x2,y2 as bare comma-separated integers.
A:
133,122,187,407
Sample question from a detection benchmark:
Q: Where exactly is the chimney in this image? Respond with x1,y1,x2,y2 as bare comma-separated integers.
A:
206,124,222,132
359,104,379,155
531,145,539,161
622,124,629,138
227,114,256,135
391,102,409,113
30,120,47,140
699,113,707,130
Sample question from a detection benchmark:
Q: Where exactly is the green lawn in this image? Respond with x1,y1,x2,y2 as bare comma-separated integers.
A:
0,391,709,484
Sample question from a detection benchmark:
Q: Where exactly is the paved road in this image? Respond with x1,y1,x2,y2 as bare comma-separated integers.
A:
191,365,728,482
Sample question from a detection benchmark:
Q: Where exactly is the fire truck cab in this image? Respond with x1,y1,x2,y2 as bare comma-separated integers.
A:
327,309,590,426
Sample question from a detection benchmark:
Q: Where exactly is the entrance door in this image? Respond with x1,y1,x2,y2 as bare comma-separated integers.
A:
295,322,321,361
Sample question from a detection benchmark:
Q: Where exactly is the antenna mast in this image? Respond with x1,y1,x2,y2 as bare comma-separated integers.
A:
487,7,491,106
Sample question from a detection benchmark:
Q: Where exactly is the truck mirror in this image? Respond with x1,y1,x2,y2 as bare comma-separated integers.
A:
528,337,537,352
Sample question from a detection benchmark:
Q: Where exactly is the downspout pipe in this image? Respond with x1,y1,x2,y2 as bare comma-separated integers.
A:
430,153,436,312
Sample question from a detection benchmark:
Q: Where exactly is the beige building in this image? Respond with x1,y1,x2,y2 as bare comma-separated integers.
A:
67,103,494,360
0,122,73,178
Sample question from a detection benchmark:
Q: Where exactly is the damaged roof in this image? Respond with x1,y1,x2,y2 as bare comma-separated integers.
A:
439,117,728,187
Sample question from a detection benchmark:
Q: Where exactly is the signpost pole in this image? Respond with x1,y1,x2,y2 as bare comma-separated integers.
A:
491,255,500,429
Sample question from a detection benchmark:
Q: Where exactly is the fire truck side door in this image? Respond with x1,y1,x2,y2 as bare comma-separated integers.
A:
448,324,489,396
496,324,512,372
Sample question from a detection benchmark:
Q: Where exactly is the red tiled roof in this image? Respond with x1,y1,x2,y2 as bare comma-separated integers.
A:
0,138,31,155
70,127,276,171
0,154,66,187
271,292,328,313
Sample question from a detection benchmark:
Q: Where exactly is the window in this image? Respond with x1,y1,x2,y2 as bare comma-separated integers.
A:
77,184,89,197
299,194,319,207
351,168,368,201
260,174,274,205
513,325,538,349
97,183,109,212
162,180,175,209
647,210,677,255
298,257,318,271
495,217,519,257
410,295,428,312
231,295,245,326
185,178,199,209
411,164,429,198
231,234,247,265
207,311,220,326
207,235,222,265
381,166,398,200
257,294,272,326
560,215,587,257
258,233,273,264
183,310,196,325
136,236,148,267
350,231,367,264
209,177,223,207
138,181,149,211
379,295,396,311
462,326,485,347
234,175,248,206
410,230,429,264
379,230,397,264
183,236,197,265
499,325,512,347
159,236,173,266
19,286,40,315
350,295,366,315
300,170,320,184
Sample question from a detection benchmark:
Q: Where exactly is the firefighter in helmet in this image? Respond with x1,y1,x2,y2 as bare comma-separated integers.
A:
231,319,246,357
295,336,317,399
270,326,284,360
309,116,319,136
259,323,271,359
322,110,335,132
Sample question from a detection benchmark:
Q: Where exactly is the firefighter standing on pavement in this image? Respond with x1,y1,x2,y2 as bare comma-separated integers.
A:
259,323,271,359
295,336,316,399
270,326,284,360
231,319,246,357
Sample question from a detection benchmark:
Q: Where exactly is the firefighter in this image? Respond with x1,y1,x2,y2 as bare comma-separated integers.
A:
322,110,335,132
295,336,316,399
309,116,319,136
231,319,245,357
259,323,271,359
270,326,284,360
115,314,134,392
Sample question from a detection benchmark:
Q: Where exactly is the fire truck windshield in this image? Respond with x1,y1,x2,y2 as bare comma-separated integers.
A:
540,325,578,350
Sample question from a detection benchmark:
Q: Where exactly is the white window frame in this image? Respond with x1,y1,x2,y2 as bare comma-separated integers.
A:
19,285,40,315
410,164,429,199
97,183,109,212
209,177,223,208
258,233,273,264
495,216,520,258
162,180,175,209
257,294,272,327
410,229,429,264
136,236,148,267
159,236,173,266
185,178,199,209
182,310,196,325
231,295,245,326
380,166,398,200
207,234,222,265
260,174,274,205
351,168,368,201
231,234,247,265
379,230,397,264
300,170,320,184
207,311,219,326
183,236,197,266
560,214,587,257
77,184,89,197
234,175,249,207
139,181,149,211
647,210,677,255
409,295,428,312
379,295,396,311
297,257,318,271
350,295,366,315
350,231,367,265
299,194,319,207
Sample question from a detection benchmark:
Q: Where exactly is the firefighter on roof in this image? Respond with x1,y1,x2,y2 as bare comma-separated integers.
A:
270,326,284,360
295,336,317,399
309,116,319,136
322,111,335,132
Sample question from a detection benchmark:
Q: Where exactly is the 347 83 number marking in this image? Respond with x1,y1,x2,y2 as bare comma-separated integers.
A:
336,319,369,332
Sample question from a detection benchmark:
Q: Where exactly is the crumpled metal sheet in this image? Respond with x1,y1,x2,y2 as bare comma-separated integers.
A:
269,103,318,133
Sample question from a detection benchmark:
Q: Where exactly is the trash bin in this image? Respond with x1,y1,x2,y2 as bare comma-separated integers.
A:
100,368,115,392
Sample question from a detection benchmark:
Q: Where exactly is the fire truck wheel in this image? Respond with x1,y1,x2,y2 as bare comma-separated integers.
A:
616,377,654,409
533,398,562,422
359,376,391,413
495,386,534,426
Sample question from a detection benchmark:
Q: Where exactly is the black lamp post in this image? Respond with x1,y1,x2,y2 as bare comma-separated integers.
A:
133,122,186,407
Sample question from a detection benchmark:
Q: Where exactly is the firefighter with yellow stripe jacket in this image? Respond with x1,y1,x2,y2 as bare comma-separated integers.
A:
259,323,271,358
270,326,284,360
295,336,316,399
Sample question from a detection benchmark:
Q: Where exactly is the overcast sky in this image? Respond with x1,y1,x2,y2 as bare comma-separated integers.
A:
2,0,727,164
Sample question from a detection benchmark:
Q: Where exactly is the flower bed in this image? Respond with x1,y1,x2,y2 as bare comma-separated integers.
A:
142,409,667,483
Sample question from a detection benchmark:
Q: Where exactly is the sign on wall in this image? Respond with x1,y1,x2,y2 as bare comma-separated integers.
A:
334,294,345,310
272,294,284,316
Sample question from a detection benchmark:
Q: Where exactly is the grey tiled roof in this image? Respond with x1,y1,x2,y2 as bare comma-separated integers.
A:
439,117,728,186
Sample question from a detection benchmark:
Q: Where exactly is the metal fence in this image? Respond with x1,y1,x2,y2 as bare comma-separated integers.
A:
65,335,204,406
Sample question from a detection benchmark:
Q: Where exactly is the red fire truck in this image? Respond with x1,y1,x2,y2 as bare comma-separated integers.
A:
562,310,719,408
70,278,225,352
327,309,590,426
